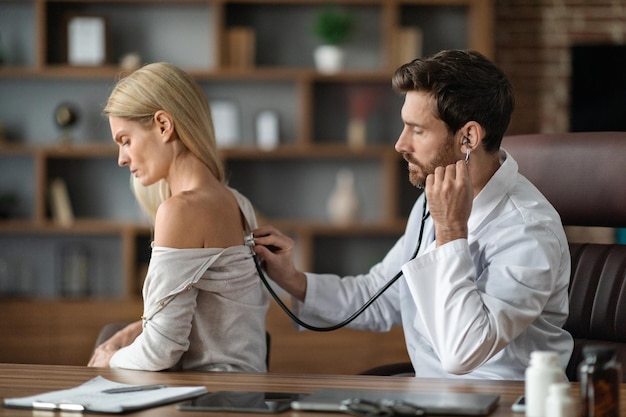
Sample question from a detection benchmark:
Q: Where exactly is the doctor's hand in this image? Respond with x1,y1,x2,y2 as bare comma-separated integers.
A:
425,159,473,246
252,225,307,302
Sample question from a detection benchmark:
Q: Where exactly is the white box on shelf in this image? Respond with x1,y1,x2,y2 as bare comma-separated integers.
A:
211,100,241,148
255,110,279,150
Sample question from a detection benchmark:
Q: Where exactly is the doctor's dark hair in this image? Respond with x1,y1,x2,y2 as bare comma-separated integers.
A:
392,49,515,153
104,62,224,221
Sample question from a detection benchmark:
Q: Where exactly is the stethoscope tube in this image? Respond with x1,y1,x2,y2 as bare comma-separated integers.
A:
252,198,430,332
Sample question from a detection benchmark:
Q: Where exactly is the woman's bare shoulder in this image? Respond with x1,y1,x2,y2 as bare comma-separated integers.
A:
154,188,242,249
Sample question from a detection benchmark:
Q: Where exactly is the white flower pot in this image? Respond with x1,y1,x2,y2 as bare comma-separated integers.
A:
314,45,344,74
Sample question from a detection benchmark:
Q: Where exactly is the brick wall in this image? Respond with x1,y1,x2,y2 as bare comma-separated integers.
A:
495,0,626,134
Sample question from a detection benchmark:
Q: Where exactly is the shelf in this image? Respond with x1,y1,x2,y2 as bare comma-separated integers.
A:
0,0,492,280
0,219,150,234
0,143,117,156
2,142,396,157
43,1,216,68
264,218,408,235
221,143,398,159
0,0,493,367
0,65,395,80
226,2,384,70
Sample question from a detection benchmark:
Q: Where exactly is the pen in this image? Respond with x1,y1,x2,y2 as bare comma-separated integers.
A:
103,384,168,394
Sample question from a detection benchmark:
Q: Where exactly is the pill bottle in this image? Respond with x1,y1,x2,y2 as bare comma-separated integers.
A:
545,382,576,417
579,345,622,417
525,350,566,417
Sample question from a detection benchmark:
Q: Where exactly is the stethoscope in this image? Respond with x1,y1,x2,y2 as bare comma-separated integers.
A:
247,144,469,331
247,197,431,332
246,143,469,331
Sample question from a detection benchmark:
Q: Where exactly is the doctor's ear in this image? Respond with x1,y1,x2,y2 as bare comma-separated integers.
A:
458,121,484,149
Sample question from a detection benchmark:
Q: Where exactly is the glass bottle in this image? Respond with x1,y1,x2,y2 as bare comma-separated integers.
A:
579,345,622,417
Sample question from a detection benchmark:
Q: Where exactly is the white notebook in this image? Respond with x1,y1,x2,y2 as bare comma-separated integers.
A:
3,375,207,413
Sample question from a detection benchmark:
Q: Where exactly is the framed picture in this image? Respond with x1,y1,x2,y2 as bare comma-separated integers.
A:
65,14,109,66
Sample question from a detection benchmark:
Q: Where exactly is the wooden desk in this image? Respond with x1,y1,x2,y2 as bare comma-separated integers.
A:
0,363,622,416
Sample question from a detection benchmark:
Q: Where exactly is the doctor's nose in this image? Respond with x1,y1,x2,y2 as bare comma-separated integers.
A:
395,127,412,154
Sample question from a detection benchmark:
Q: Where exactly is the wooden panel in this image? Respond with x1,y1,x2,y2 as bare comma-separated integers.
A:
0,299,141,365
265,300,409,374
0,298,408,375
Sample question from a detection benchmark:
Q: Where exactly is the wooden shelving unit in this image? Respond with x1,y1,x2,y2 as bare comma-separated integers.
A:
0,0,493,372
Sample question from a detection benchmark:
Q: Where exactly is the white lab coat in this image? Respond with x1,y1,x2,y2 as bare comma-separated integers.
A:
296,150,573,380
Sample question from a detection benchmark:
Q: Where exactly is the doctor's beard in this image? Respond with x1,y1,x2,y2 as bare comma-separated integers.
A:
403,139,457,189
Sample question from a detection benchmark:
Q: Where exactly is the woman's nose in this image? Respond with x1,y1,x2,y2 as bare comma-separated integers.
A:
118,149,129,167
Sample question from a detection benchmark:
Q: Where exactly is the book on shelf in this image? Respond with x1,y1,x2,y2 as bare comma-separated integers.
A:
226,26,256,69
391,26,423,68
49,177,74,226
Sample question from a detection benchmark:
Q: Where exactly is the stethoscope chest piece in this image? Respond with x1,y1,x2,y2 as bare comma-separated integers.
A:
244,233,255,249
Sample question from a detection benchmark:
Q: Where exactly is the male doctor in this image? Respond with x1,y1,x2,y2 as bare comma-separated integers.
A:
253,49,573,379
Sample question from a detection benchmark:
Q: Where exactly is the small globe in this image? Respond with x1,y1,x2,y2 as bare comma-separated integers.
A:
54,104,78,128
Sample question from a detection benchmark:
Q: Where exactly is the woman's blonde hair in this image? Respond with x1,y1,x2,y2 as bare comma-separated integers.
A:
104,62,224,221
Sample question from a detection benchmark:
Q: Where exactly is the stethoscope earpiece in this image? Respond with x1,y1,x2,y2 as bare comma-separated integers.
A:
463,137,470,164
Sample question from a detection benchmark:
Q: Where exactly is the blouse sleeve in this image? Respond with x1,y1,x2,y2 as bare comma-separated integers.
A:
110,247,223,371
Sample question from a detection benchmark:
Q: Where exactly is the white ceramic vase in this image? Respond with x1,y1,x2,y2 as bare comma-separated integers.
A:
327,169,359,225
314,45,344,74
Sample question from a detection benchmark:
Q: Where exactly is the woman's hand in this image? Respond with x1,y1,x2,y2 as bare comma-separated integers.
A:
252,225,307,301
87,320,142,367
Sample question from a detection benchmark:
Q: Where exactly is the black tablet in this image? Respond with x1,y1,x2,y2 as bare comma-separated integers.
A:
177,391,301,413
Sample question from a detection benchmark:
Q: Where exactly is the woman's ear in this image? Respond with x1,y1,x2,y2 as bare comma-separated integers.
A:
154,110,175,142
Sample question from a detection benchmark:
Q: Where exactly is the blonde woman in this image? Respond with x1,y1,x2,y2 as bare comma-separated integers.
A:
88,62,268,372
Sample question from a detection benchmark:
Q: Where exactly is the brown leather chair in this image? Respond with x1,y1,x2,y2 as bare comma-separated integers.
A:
360,132,626,380
507,132,626,381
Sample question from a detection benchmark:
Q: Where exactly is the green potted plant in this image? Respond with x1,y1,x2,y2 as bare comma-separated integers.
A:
312,7,353,73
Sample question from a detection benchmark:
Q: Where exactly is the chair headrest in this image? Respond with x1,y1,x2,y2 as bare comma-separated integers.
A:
503,132,626,228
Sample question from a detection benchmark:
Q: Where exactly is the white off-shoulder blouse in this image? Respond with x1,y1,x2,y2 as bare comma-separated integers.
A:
110,188,269,372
